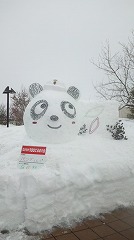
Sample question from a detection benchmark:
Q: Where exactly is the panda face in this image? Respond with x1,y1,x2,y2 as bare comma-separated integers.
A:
24,90,80,143
30,100,76,120
29,99,76,128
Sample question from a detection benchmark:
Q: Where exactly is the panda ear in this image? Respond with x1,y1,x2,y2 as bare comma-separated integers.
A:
67,86,80,100
29,83,43,98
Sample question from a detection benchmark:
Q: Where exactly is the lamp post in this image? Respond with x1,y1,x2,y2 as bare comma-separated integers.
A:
3,86,16,127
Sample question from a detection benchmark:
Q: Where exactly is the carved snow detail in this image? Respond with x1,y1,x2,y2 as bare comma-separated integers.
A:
89,117,99,134
29,83,43,98
60,101,76,118
67,86,80,100
30,100,48,120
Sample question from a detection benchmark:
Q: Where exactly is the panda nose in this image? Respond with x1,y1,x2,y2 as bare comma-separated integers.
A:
50,115,59,121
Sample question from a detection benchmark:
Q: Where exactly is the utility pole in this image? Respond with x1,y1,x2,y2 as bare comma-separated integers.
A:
3,86,16,127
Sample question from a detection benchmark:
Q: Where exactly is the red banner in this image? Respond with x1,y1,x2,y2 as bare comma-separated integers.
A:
21,146,46,155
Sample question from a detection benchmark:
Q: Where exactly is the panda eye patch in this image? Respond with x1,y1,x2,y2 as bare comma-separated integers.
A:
30,100,48,120
61,101,76,118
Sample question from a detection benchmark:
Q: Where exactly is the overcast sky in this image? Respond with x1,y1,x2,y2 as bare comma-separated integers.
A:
0,0,134,103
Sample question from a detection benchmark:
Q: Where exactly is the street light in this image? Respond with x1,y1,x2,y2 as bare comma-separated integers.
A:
3,86,16,127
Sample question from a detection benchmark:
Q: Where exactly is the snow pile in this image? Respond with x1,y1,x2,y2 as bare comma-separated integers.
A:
0,101,134,233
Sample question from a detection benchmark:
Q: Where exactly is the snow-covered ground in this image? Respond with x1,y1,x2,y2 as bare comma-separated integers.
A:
0,102,134,239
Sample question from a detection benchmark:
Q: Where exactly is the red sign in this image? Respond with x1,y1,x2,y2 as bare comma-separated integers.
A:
21,146,46,155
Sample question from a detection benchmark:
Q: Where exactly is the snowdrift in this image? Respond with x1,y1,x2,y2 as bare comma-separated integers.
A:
0,101,134,233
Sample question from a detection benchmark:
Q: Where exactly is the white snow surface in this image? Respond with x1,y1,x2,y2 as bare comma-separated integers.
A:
0,101,134,239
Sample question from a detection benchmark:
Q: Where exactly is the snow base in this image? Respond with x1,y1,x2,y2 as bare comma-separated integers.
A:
0,101,134,233
1,168,134,233
24,174,134,233
0,127,134,232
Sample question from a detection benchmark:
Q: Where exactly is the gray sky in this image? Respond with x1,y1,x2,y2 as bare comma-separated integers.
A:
0,0,134,103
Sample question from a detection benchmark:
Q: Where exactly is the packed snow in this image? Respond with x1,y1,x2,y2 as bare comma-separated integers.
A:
24,81,82,143
0,101,134,240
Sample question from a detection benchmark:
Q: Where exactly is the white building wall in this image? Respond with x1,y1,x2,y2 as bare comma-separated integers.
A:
119,107,131,118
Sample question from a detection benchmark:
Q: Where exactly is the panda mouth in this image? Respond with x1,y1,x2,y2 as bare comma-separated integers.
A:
47,124,62,129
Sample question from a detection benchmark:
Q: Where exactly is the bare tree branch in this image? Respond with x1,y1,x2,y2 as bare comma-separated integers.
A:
92,32,134,107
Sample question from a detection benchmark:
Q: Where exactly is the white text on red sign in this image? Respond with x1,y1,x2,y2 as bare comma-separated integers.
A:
21,146,46,155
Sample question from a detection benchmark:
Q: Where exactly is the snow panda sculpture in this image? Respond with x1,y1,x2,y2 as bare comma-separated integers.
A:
24,80,81,143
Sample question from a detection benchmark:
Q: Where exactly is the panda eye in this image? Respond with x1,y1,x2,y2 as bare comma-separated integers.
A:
61,101,76,118
41,103,46,109
68,104,73,109
30,100,48,120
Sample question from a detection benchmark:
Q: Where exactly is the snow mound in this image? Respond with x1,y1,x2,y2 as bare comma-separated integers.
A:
0,101,134,233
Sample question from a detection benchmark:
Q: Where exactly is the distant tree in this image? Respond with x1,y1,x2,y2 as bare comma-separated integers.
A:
10,89,30,125
93,32,134,109
0,104,6,125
